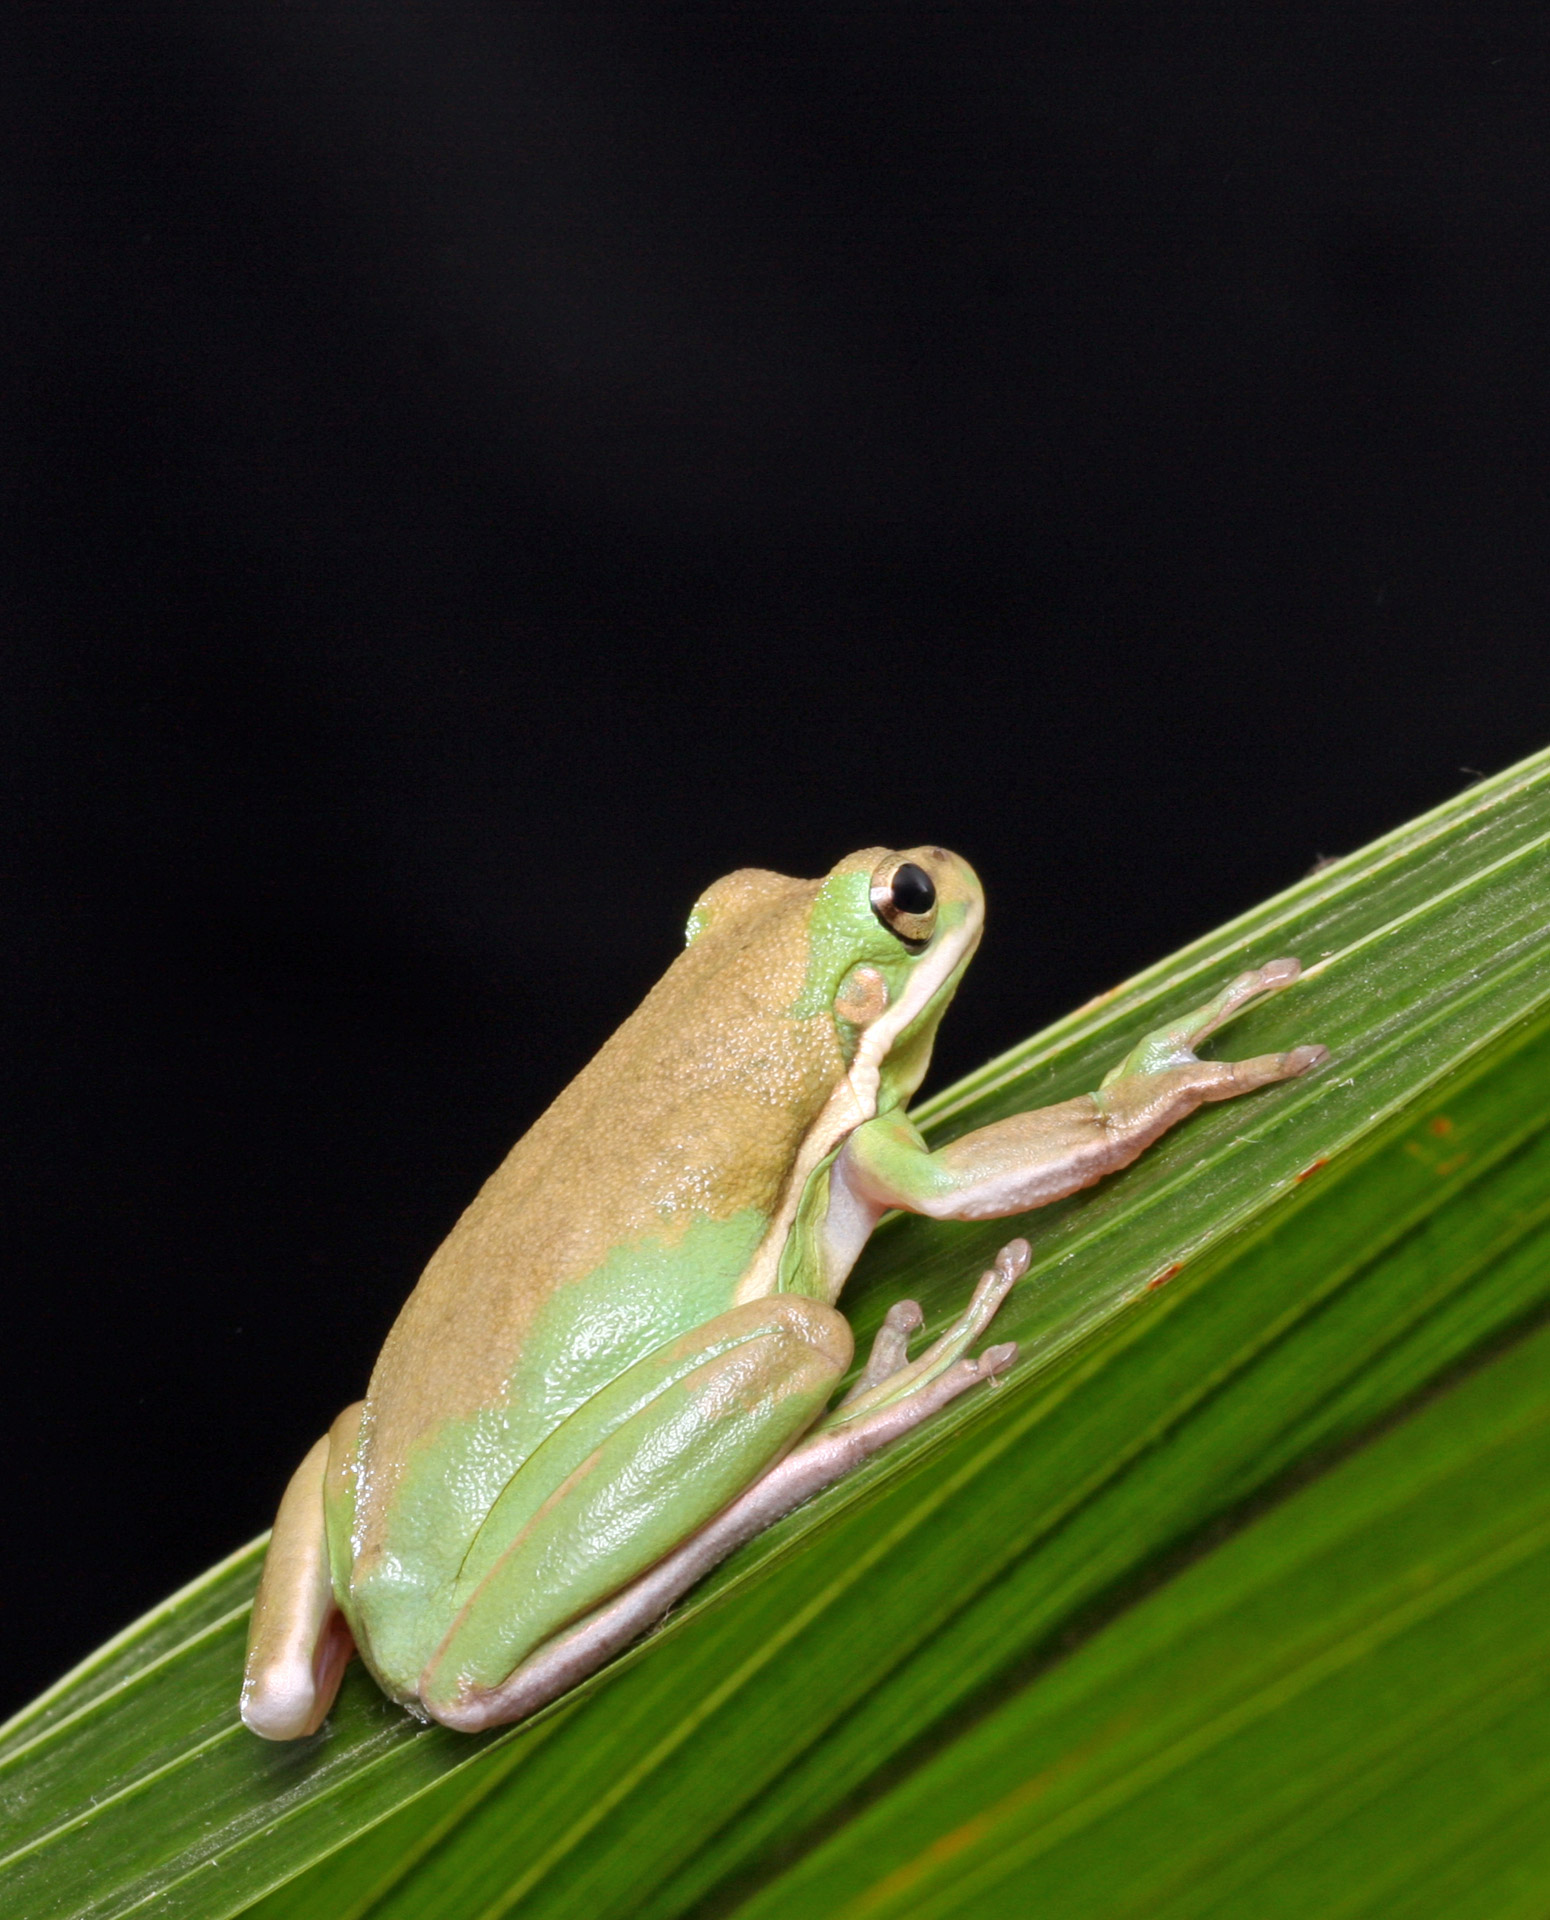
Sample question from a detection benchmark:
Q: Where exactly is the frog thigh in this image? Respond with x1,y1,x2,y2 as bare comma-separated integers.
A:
241,1412,361,1740
418,1295,852,1725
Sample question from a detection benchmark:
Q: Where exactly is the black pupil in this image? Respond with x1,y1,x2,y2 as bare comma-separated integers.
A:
890,863,936,916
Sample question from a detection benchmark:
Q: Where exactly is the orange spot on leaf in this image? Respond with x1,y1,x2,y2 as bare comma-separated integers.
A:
1148,1263,1183,1291
1296,1158,1330,1182
1428,1114,1455,1137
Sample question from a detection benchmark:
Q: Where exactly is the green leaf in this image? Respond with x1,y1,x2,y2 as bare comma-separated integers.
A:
4,750,1550,1920
735,1314,1550,1920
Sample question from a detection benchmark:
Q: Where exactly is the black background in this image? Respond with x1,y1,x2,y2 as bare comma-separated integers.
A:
5,7,1549,1720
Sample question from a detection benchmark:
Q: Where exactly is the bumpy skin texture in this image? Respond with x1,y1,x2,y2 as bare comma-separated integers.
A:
327,848,975,1701
241,847,1323,1739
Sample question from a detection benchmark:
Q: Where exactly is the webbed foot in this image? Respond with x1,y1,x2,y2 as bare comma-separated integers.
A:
1099,958,1326,1095
827,1237,1028,1430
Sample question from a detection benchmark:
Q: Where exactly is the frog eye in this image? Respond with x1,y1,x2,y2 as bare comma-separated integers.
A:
870,857,938,947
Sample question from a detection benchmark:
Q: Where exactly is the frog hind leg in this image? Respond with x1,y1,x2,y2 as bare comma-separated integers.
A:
418,1294,851,1729
240,1414,360,1740
424,1255,1022,1733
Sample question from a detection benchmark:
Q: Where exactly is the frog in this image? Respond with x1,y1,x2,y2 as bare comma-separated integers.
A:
241,845,1325,1738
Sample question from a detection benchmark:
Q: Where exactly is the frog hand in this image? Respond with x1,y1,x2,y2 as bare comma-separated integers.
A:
1098,957,1318,1086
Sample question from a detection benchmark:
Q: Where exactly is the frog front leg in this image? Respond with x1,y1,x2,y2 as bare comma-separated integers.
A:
835,958,1326,1231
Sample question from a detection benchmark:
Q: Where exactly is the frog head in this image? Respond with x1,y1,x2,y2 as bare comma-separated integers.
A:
802,845,985,1116
685,844,983,1120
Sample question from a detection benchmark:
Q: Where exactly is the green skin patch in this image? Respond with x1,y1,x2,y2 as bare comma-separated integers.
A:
334,1207,770,1689
419,1308,841,1706
790,871,915,1019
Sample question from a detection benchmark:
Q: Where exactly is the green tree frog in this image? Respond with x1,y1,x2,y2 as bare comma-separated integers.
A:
242,846,1324,1738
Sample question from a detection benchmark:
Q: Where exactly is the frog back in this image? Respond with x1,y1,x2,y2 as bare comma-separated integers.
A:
344,865,858,1624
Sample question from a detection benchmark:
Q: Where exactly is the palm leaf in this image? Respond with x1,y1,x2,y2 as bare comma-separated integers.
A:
4,748,1550,1920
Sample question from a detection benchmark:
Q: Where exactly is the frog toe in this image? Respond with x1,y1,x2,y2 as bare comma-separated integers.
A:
842,1298,925,1403
824,1238,1028,1429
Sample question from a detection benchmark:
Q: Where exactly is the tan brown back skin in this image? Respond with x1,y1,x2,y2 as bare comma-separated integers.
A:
353,860,881,1535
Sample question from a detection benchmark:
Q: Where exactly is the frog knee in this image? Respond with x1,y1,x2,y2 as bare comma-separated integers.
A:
761,1294,854,1375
